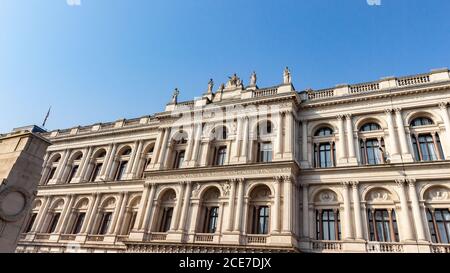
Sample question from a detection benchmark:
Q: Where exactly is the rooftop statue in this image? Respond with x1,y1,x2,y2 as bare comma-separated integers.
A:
283,67,292,84
250,71,257,86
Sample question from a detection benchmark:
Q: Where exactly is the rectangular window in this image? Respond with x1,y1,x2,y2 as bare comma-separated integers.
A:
255,206,269,234
67,165,79,183
173,151,185,169
214,147,227,166
71,212,86,234
315,143,333,168
428,209,450,244
367,209,398,242
25,213,37,233
97,212,113,235
258,143,273,163
204,207,219,233
47,213,61,234
160,207,174,232
316,210,341,240
89,163,103,182
115,161,128,181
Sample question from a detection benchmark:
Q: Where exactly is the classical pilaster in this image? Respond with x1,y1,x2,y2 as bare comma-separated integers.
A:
32,196,51,233
234,178,245,233
300,120,309,168
271,176,282,233
341,181,353,240
301,183,309,239
284,111,294,159
108,193,125,234
129,141,143,178
104,143,118,180
184,125,195,167
282,176,293,233
55,150,71,184
336,115,347,165
169,182,185,232
189,123,202,166
385,109,401,162
240,117,249,162
438,102,450,159
226,179,237,232
351,181,364,240
394,108,414,162
77,147,92,182
141,183,157,232
114,192,130,234
82,193,101,234
177,181,192,232
275,112,284,159
55,195,75,234
156,128,171,169
406,179,427,241
345,114,358,165
395,179,414,241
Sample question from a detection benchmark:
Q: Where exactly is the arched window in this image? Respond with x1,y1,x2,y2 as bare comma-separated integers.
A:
360,123,381,132
121,196,141,235
156,190,176,233
88,149,106,182
210,126,229,166
140,144,155,178
313,127,335,168
171,131,188,169
95,197,116,235
247,185,272,235
256,121,274,163
66,152,83,183
315,127,333,137
313,190,341,242
43,154,61,185
410,117,433,127
365,189,399,243
68,198,89,235
199,187,221,234
409,117,444,161
112,146,132,181
44,199,64,234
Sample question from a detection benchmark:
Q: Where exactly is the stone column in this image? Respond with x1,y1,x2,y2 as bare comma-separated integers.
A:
394,108,412,158
149,129,164,168
77,147,92,181
395,179,414,241
301,183,309,238
100,144,113,176
438,102,450,159
342,182,353,240
188,201,200,234
234,178,245,232
226,179,237,232
33,196,52,233
157,128,171,169
407,179,426,241
282,176,293,233
276,112,284,158
184,126,195,165
177,181,192,232
82,193,101,234
190,123,202,165
337,115,346,163
127,141,142,177
241,118,249,160
233,118,243,161
301,120,308,162
346,114,357,163
114,192,130,234
284,111,294,157
170,182,185,231
55,150,71,183
351,181,364,240
108,193,125,234
104,143,118,180
55,195,75,234
385,109,400,158
134,182,151,230
141,183,157,232
272,177,282,233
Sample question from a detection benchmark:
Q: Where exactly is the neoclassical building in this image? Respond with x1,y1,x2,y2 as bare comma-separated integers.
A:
16,68,450,253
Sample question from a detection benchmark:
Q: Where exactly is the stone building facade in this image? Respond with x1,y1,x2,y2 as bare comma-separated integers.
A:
16,68,450,253
0,126,50,252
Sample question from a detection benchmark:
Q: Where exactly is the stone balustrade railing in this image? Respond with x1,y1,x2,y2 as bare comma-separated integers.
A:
252,88,278,98
194,234,214,242
149,232,167,241
246,235,268,244
430,244,450,253
311,240,343,252
86,235,105,242
304,69,449,101
59,234,77,241
366,242,404,253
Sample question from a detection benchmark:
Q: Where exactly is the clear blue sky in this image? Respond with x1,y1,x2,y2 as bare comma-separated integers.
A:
1,0,449,133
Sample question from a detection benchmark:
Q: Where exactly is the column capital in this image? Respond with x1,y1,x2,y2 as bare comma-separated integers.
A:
406,178,417,187
438,101,449,110
394,107,402,113
384,108,394,115
300,182,309,188
341,180,352,187
350,180,360,188
336,114,344,120
282,175,294,183
395,178,407,186
345,113,352,119
230,178,244,183
274,176,284,183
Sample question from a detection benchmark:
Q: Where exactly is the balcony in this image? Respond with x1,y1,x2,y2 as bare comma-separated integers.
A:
311,240,343,252
246,235,268,245
431,244,450,253
366,242,404,253
194,234,215,243
149,232,167,241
